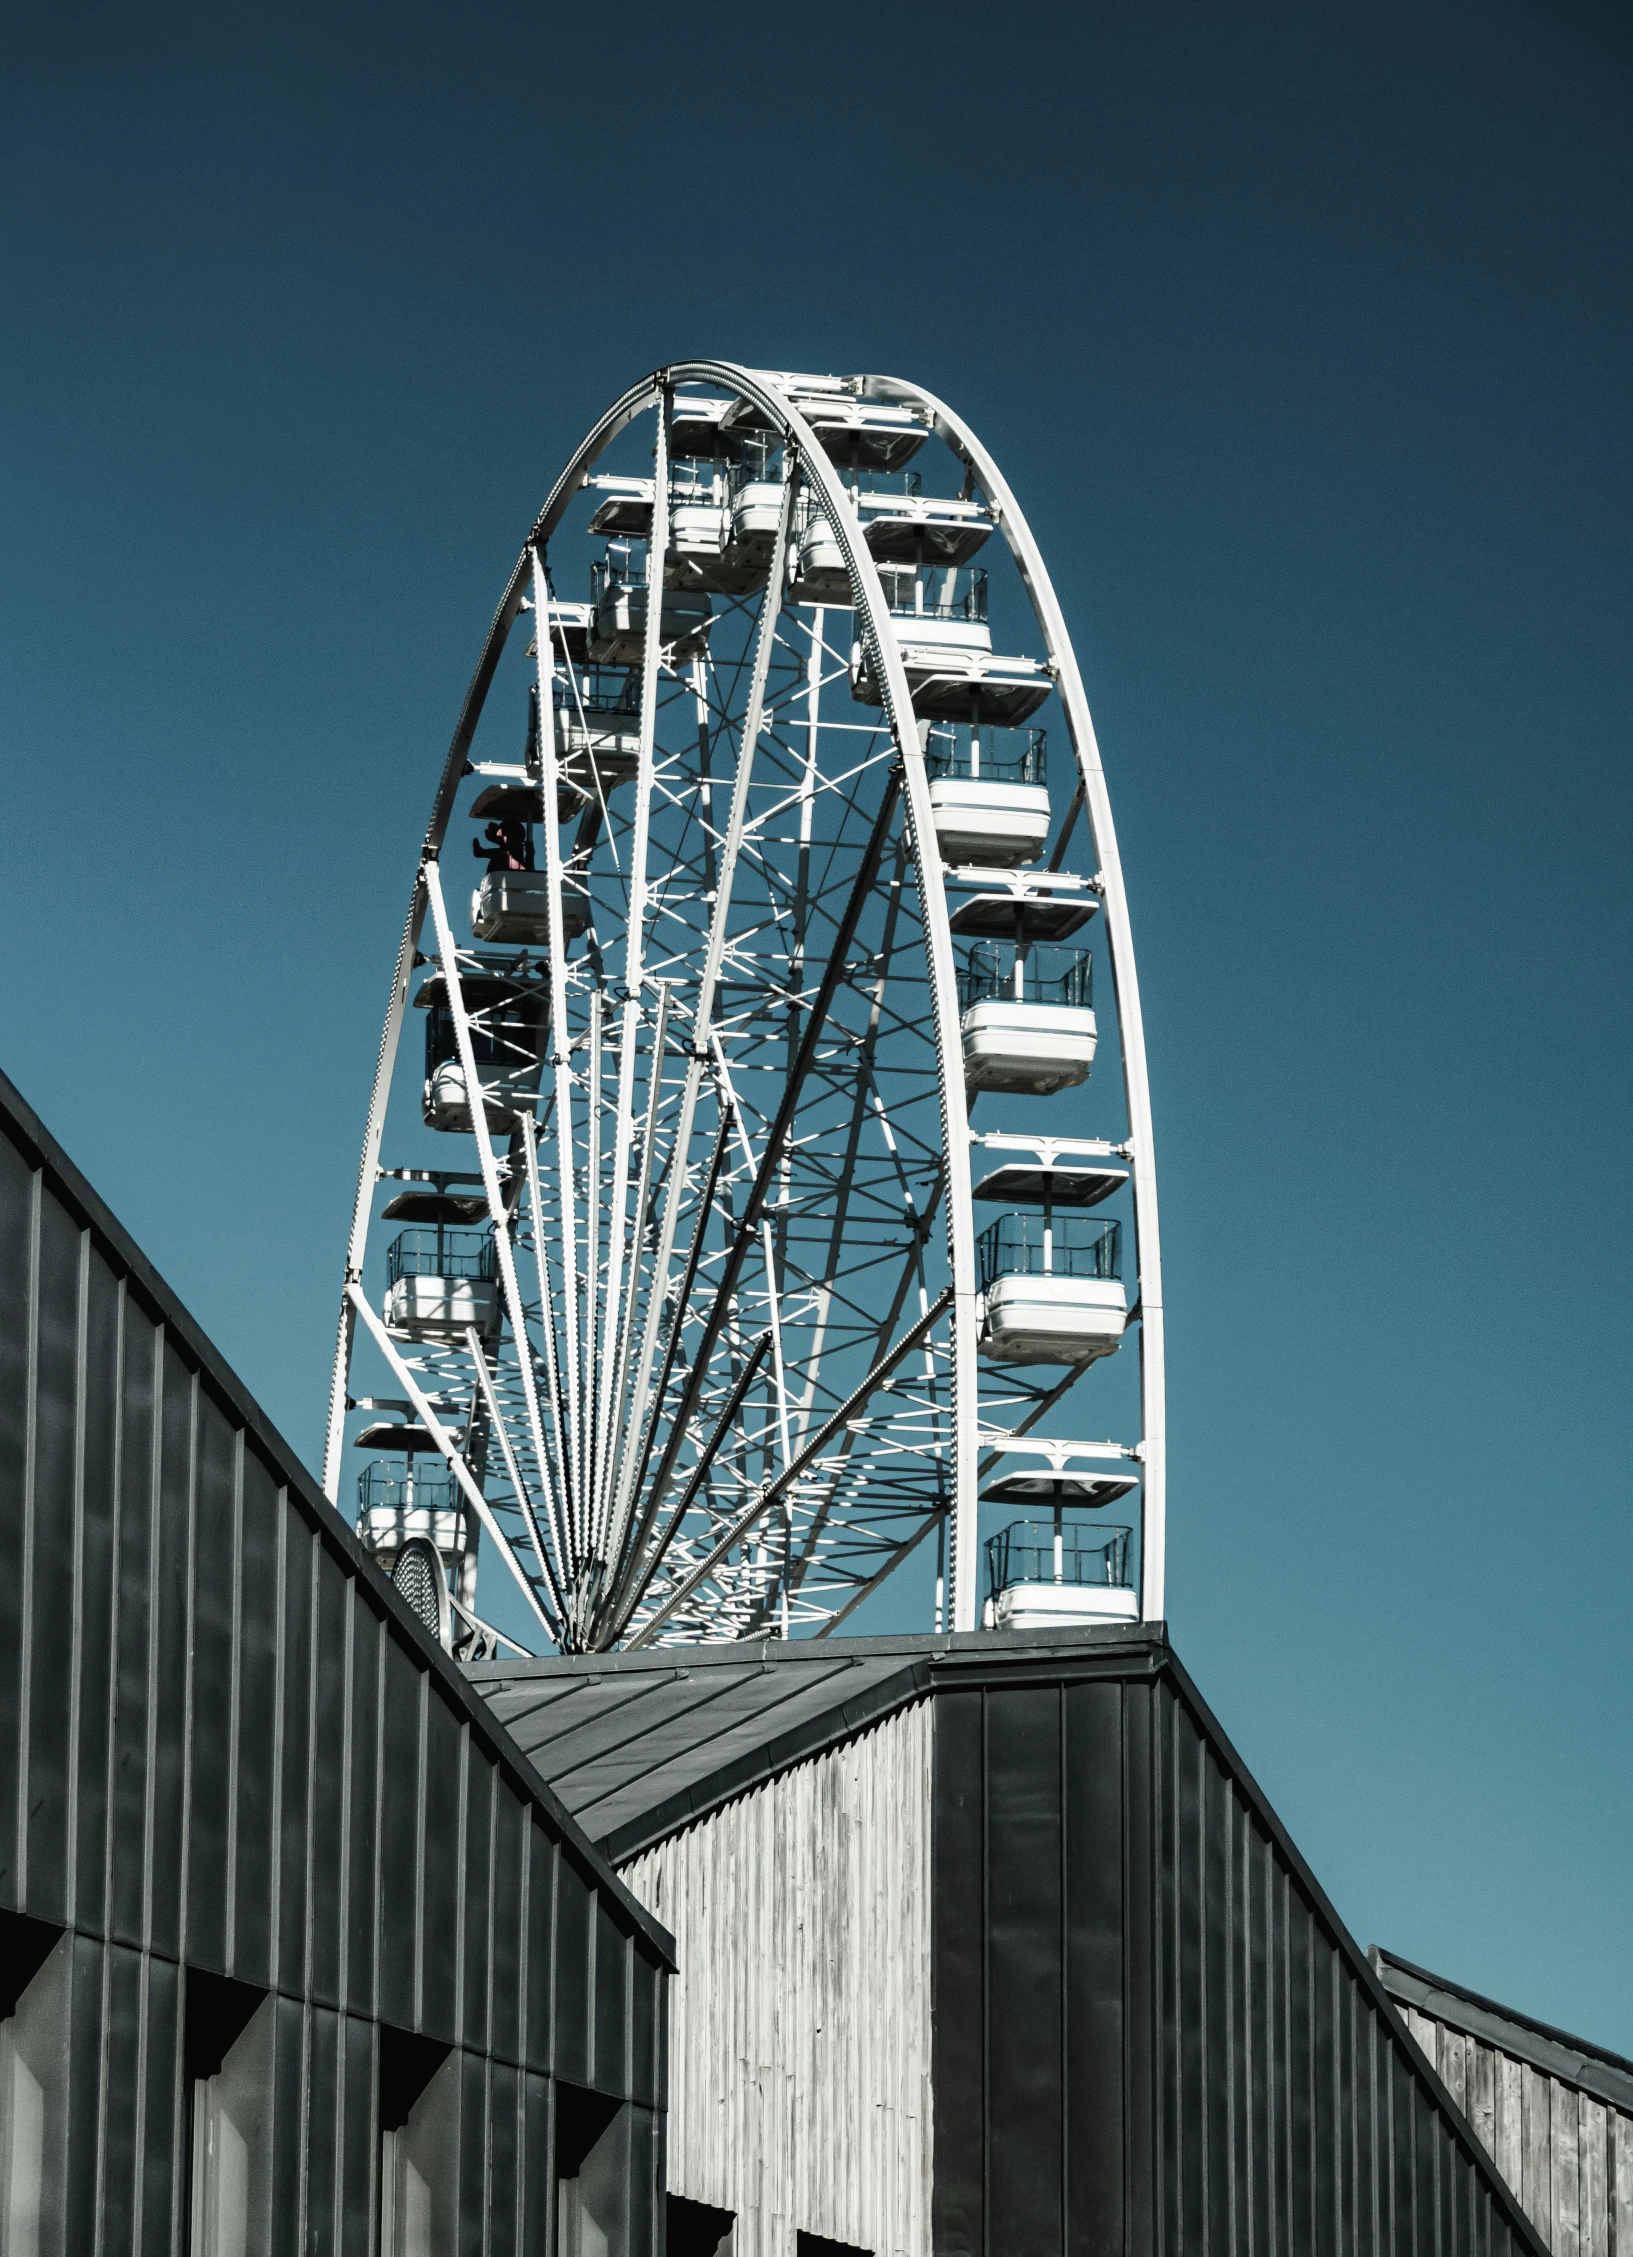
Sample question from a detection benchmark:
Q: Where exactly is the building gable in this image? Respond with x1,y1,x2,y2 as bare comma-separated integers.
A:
481,1635,1558,2257
0,1066,670,2253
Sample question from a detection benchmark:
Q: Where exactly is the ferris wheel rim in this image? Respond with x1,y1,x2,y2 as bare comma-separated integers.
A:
323,361,1166,1643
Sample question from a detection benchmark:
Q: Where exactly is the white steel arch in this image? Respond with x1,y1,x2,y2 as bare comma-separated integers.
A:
323,362,1165,1650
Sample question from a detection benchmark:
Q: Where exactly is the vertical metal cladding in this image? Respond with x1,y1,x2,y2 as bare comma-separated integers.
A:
0,1072,670,2254
932,1658,1555,2257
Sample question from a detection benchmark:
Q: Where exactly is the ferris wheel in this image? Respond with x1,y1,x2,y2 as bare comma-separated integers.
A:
320,362,1166,1656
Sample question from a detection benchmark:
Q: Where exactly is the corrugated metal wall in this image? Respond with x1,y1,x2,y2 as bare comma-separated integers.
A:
1393,2004,1632,2257
0,1078,668,2254
933,1658,1554,2257
622,1700,935,2257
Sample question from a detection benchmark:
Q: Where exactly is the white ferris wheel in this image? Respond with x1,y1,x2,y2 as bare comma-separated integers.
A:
321,362,1166,1657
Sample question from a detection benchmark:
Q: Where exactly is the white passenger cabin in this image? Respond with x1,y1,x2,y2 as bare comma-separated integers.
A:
384,1267,500,1340
464,782,590,938
788,507,852,606
991,1580,1140,1629
959,926,1098,1096
722,382,929,473
789,486,994,606
545,601,593,667
977,1209,1127,1365
416,971,545,1135
981,1509,1139,1630
589,574,711,666
422,1053,542,1134
947,881,1099,944
471,869,588,946
850,565,1050,724
982,1271,1125,1361
722,450,787,580
930,778,1052,866
469,757,586,827
856,487,992,566
668,394,737,459
558,731,640,807
353,1432,463,1573
380,1222,499,1346
585,472,745,594
962,998,1097,1094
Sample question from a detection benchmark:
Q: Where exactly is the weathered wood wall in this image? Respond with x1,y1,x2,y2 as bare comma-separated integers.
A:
622,1700,934,2257
1393,2000,1633,2257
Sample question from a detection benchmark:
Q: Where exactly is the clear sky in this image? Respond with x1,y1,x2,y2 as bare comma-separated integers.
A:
4,2,1629,2049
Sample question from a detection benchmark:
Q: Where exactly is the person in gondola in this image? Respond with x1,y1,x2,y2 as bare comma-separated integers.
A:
473,815,534,873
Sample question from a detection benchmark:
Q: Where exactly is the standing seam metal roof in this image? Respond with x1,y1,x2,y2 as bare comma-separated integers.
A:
465,1626,1163,1862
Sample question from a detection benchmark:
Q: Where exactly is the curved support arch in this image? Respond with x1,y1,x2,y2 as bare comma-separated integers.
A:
865,372,1167,1622
321,377,661,1496
325,361,1162,1641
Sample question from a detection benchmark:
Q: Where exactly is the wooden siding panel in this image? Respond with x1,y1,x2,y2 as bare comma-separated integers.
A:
1470,2047,1496,2182
1524,2067,1555,2242
1497,2054,1527,2205
1611,2112,1633,2257
623,1698,934,2257
1554,2084,1582,2257
1390,2010,1633,2257
1581,2101,1607,2257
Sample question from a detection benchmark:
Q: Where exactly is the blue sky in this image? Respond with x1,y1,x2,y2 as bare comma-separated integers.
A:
4,2,1629,2047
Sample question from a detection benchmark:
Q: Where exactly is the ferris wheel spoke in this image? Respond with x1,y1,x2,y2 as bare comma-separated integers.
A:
629,767,905,1538
624,1285,951,1650
810,1510,946,1642
708,1033,793,1470
599,1328,774,1646
516,1112,575,1569
463,1328,566,1621
596,981,671,1559
345,1286,556,1637
614,1103,735,1543
604,469,799,1545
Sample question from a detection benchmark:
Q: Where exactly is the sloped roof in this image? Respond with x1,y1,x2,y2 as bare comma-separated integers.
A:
474,1624,1556,2257
466,1623,1163,1862
1373,1947,1633,2112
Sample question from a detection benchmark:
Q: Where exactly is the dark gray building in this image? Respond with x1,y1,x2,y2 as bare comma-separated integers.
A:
3,1062,1617,2257
0,1068,671,2255
473,1632,1563,2257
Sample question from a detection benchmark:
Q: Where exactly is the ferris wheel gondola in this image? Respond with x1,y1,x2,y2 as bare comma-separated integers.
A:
320,363,1166,1655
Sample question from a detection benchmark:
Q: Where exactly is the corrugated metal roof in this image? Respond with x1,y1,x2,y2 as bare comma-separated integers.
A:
466,1623,1163,1862
1373,1947,1633,2112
